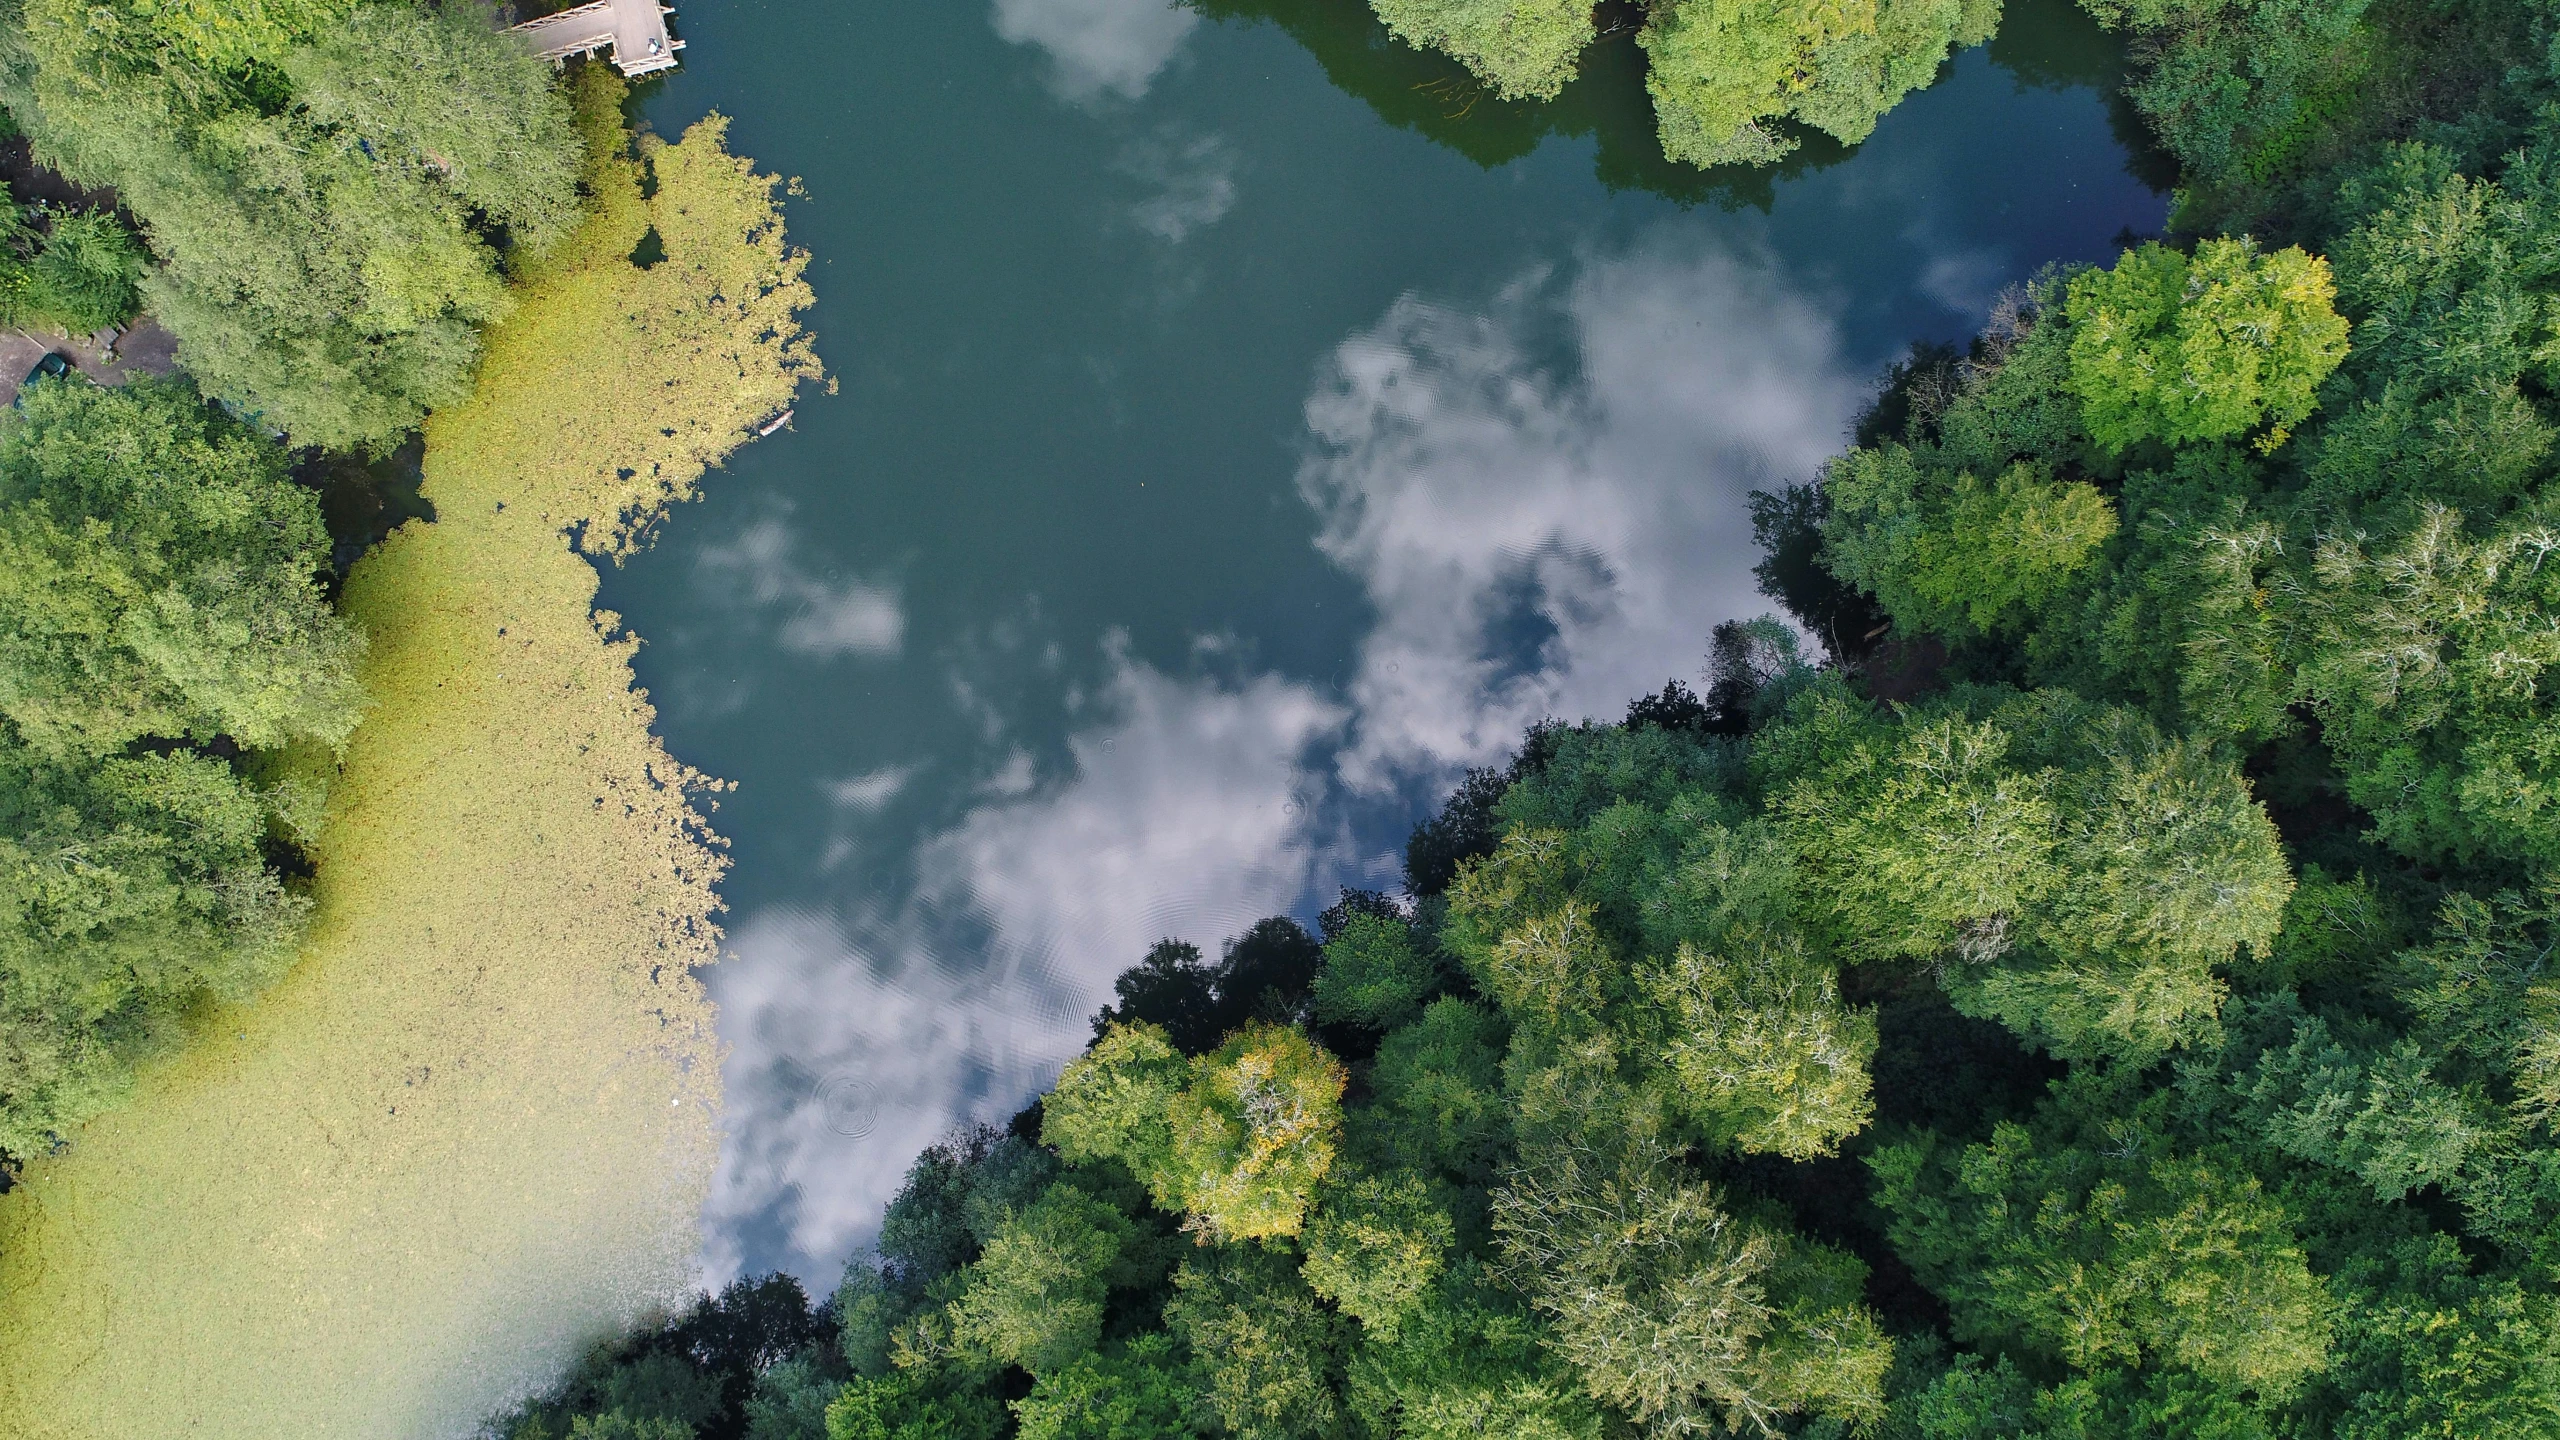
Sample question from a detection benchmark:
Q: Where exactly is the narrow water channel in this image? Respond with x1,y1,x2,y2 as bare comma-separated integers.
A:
604,0,2166,1285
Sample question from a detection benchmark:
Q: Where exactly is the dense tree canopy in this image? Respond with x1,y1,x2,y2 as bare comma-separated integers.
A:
0,0,582,448
488,4,2560,1440
0,376,355,1162
0,197,145,334
1642,0,2003,167
1367,0,1593,101
2062,237,2349,453
0,377,363,759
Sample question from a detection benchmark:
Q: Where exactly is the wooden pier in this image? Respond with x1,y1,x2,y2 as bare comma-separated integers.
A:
509,0,684,78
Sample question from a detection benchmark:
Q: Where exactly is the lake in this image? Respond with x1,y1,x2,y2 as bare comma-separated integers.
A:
606,0,2166,1288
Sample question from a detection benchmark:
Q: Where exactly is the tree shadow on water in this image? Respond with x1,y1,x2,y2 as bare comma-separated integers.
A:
1186,0,1829,209
1190,0,2165,207
1987,0,2180,194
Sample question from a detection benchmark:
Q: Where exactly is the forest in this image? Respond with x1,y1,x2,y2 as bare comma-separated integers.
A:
0,0,2549,1435
0,0,594,1177
486,0,2560,1438
0,1,832,1427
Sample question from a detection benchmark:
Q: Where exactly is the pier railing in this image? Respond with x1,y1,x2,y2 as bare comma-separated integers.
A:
509,0,683,78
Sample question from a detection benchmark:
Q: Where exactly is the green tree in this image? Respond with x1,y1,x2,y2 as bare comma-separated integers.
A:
1884,456,2119,630
2076,0,2375,191
3,0,582,447
1047,1018,1347,1240
1045,1020,1188,1178
744,1353,844,1440
2307,1229,2560,1440
1873,1105,2332,1396
1011,1334,1199,1440
1777,689,2289,1061
1776,693,2062,966
825,1370,1006,1440
1301,1169,1456,1337
594,1352,724,1431
0,739,307,1156
939,1183,1132,1375
21,209,143,332
2064,238,2350,454
1163,1022,1348,1240
1641,0,2002,168
1165,1245,1345,1440
1343,1263,1606,1440
0,376,364,759
2233,1005,2484,1200
1492,1137,1892,1434
1959,700,2291,1060
2287,501,2560,866
1367,0,1594,101
1353,997,1510,1183
1641,929,1876,1159
1311,910,1436,1031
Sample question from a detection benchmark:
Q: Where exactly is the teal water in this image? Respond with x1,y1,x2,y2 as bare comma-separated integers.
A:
608,0,2165,1283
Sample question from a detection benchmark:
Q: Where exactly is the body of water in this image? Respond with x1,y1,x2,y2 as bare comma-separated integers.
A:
607,0,2166,1286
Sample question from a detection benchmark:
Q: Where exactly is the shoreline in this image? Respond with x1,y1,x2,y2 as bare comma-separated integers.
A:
0,88,817,1437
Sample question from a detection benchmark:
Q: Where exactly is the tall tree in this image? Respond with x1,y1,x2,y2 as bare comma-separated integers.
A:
0,0,582,448
0,376,363,758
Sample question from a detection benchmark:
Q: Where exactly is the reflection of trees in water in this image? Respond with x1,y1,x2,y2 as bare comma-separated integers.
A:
1984,0,2180,194
1188,0,1791,206
1188,0,2165,206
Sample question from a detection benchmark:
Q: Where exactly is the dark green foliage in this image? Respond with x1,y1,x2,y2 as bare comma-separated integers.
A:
1164,1244,1346,1438
1352,996,1510,1183
1009,1334,1197,1440
2080,0,2375,193
1752,478,1889,659
823,1371,1005,1440
0,374,360,1163
0,0,582,448
494,1278,841,1440
1753,22,2560,1432
1403,724,1562,896
1310,910,1436,1031
743,1354,840,1440
1089,918,1325,1053
1342,1261,1604,1439
0,377,363,759
1873,1081,2332,1395
1,205,144,332
0,738,306,1156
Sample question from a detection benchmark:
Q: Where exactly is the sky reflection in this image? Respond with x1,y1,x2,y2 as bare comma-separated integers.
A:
1306,229,1862,793
702,228,1865,1281
606,0,2166,1290
990,0,1200,101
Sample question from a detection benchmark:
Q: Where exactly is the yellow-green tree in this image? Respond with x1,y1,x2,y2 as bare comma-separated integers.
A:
1166,1022,1350,1240
1368,0,1596,101
2065,238,2351,453
1641,0,2003,168
1044,1018,1348,1241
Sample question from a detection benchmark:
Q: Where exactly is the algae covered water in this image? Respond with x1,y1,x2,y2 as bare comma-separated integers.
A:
605,0,2166,1285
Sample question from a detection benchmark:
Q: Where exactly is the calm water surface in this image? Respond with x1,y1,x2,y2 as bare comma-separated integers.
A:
610,0,2165,1284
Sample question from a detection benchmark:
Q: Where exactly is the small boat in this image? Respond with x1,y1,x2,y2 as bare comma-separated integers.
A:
755,408,793,437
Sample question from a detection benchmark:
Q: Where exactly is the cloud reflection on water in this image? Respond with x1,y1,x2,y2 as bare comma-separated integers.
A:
706,225,1867,1283
990,0,1199,101
704,638,1343,1276
1117,130,1241,243
697,512,906,660
1306,231,1865,796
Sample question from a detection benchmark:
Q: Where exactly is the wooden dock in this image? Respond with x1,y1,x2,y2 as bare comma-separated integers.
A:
509,0,683,77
